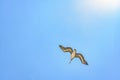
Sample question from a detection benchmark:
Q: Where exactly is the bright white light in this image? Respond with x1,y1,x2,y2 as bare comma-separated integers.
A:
74,0,120,14
71,0,119,37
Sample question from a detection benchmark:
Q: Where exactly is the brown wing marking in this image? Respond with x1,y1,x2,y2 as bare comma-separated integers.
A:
59,45,73,54
75,53,88,65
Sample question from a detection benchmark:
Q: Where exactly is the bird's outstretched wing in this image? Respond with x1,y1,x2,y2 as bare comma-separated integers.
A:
59,45,73,54
75,53,88,65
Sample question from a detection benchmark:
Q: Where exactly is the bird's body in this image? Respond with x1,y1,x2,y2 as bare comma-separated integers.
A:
59,45,88,65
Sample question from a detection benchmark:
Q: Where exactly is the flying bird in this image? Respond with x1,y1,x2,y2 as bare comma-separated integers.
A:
59,45,88,65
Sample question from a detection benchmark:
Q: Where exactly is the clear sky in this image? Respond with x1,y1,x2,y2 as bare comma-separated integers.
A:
0,0,120,80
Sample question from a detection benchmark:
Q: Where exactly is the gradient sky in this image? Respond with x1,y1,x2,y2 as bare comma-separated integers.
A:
0,0,120,80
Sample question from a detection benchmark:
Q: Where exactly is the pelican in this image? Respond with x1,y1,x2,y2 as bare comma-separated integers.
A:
59,45,88,65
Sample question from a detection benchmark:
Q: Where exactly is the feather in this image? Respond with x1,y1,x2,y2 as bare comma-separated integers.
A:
59,45,88,65
75,53,88,65
59,45,73,54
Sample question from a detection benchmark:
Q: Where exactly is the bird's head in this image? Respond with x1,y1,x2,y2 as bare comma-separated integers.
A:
74,49,77,52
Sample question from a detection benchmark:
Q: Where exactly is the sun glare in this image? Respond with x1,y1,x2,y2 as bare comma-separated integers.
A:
74,0,120,14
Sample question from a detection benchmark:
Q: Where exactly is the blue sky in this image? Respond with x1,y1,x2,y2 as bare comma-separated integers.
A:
0,0,120,80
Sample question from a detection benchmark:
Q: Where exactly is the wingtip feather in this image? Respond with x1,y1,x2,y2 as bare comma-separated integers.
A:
59,45,62,47
85,62,88,65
